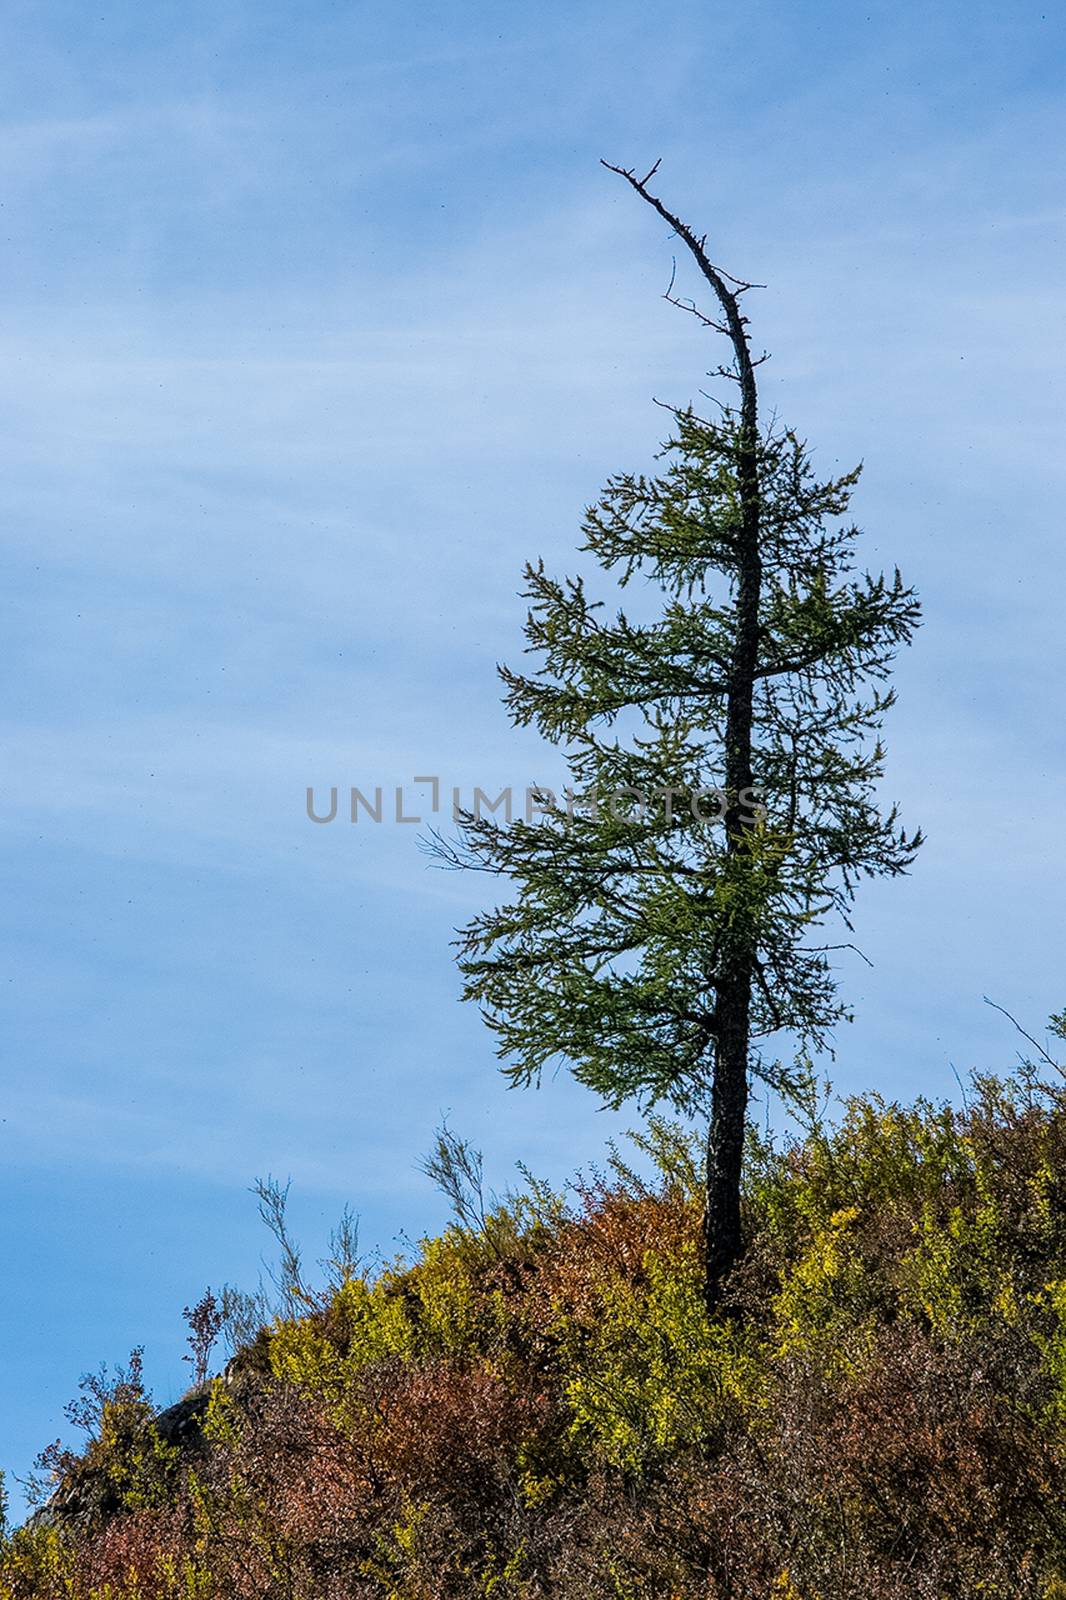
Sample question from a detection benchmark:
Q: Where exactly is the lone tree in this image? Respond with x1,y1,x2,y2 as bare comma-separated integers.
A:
442,161,922,1313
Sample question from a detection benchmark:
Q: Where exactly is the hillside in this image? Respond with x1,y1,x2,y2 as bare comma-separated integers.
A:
5,1065,1066,1599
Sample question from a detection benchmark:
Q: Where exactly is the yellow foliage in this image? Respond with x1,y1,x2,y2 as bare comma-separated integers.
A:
772,1206,865,1359
561,1244,763,1471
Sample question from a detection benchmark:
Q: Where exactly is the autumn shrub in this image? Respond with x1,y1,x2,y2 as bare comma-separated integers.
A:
6,1067,1066,1598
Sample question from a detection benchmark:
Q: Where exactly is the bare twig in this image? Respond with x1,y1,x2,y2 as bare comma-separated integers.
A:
805,941,875,969
983,996,1066,1077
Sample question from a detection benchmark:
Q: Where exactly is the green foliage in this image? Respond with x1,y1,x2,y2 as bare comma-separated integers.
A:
444,405,920,1114
9,1058,1066,1597
560,1242,763,1470
268,1273,417,1430
771,1203,871,1359
1034,1279,1066,1421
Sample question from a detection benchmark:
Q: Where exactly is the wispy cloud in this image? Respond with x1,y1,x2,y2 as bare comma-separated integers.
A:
3,0,1066,1518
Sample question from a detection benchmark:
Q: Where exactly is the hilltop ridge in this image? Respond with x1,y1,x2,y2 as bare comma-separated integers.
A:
4,1069,1066,1599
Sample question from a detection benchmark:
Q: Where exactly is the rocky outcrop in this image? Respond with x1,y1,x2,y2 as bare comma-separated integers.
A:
24,1334,275,1535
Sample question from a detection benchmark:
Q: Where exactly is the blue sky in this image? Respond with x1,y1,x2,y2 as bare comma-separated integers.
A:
2,0,1065,1517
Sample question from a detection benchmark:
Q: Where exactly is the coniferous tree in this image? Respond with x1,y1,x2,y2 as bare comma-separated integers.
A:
443,162,922,1312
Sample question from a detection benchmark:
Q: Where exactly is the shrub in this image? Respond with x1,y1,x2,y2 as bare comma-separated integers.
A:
6,1070,1066,1597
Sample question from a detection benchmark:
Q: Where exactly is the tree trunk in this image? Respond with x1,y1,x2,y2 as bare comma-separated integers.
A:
704,963,752,1310
706,260,761,1315
705,477,760,1311
602,160,763,1317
